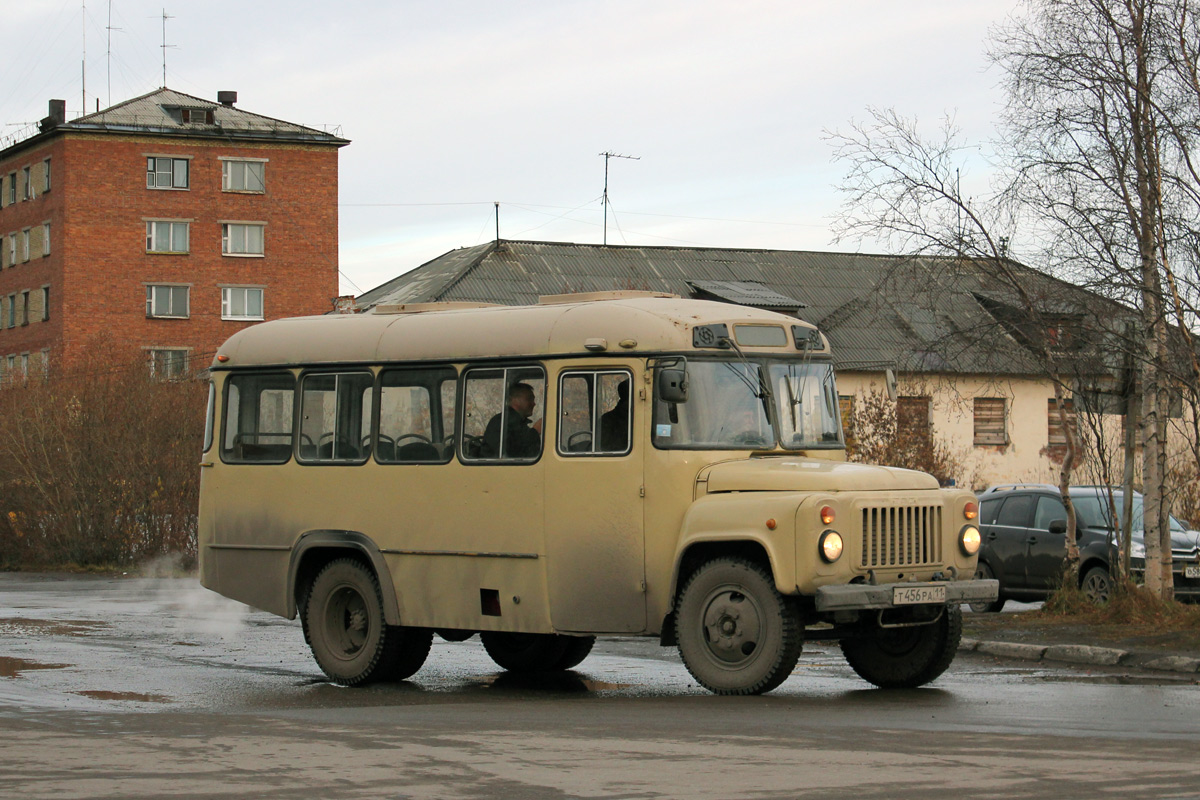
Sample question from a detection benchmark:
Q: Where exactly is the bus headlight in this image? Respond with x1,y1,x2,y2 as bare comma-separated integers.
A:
960,525,982,557
819,530,844,563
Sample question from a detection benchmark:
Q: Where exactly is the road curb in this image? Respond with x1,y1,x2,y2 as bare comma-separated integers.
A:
963,638,1200,674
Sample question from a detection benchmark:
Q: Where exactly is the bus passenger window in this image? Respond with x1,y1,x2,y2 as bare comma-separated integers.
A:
221,372,295,464
377,367,456,463
298,372,373,463
558,369,632,456
461,366,545,462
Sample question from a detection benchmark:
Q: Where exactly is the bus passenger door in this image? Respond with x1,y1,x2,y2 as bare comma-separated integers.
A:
544,370,647,633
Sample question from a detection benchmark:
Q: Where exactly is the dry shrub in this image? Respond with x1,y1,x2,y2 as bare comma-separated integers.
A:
0,347,205,569
1042,571,1200,629
845,387,967,486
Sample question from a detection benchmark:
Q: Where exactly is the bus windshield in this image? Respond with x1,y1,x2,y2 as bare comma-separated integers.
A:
653,358,843,450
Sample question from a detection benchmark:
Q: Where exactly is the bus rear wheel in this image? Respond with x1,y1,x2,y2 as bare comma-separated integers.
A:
675,557,802,695
305,558,429,685
839,604,962,689
481,632,583,672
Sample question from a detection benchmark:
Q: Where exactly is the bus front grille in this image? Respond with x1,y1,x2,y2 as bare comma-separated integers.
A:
860,505,942,568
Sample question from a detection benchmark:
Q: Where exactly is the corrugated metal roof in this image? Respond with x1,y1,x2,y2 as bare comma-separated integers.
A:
355,240,1127,376
59,88,348,145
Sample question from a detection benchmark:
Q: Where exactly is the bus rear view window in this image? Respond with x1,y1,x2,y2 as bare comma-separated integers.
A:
221,372,295,463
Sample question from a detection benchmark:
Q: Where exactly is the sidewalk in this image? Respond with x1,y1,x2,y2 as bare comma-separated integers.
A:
962,611,1200,675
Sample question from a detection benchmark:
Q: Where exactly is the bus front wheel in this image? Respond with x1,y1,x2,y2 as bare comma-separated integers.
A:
305,558,430,685
675,557,802,695
839,603,962,689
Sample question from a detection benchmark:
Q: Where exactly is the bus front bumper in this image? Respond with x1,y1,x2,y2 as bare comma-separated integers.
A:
815,579,999,611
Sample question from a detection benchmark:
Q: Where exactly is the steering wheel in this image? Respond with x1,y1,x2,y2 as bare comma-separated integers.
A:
731,430,769,445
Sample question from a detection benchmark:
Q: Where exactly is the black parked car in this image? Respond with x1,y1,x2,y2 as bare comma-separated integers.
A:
970,484,1200,612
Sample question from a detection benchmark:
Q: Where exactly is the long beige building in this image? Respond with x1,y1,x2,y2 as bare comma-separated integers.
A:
356,240,1166,491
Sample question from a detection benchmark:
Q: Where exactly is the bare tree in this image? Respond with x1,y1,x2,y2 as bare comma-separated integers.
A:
831,0,1200,601
827,108,1086,576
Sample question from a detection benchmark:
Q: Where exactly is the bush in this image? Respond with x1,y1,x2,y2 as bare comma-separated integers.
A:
844,387,967,486
0,352,205,570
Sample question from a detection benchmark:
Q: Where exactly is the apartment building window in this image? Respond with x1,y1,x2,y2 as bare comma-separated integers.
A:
146,157,189,189
7,173,14,204
1048,398,1077,447
221,223,265,255
222,159,265,192
19,291,29,326
148,348,189,379
43,158,51,192
5,295,14,328
146,285,190,318
7,233,14,265
42,222,50,256
41,286,50,321
21,229,30,262
973,398,1008,445
221,286,264,320
146,220,190,253
22,166,31,200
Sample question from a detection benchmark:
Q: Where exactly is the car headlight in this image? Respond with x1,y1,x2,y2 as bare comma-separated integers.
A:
819,530,843,563
960,525,982,557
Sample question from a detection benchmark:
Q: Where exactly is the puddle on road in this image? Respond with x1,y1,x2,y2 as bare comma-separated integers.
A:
474,673,635,693
0,617,110,636
71,690,172,703
0,656,70,678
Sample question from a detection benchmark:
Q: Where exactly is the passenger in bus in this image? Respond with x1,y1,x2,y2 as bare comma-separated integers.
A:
482,382,542,458
599,380,630,452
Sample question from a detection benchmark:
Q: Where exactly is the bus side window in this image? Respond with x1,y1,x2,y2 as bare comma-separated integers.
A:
558,369,632,456
461,366,544,462
377,367,456,463
221,372,295,464
297,371,373,464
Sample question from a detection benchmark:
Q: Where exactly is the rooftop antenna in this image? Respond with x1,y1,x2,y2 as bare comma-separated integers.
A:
160,9,176,88
599,151,639,246
494,201,500,243
81,1,87,115
106,0,122,107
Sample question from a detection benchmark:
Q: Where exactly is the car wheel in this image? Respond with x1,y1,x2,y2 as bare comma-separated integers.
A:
675,557,802,695
1081,565,1112,605
968,561,1006,613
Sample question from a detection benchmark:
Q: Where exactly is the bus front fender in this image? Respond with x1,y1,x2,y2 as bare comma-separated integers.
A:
287,530,403,626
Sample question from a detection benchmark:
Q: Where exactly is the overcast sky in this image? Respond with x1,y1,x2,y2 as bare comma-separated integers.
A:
2,0,1018,295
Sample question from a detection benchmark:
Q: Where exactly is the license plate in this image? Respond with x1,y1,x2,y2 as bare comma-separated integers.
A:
1185,564,1200,579
893,584,947,605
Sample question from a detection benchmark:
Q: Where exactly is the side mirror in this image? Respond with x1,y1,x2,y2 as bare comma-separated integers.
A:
1048,519,1067,534
657,366,688,403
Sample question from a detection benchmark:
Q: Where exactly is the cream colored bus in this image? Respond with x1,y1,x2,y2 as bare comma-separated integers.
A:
198,292,997,695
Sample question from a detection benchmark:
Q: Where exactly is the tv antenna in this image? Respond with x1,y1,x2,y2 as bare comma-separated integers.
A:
106,1,123,107
599,151,639,246
160,9,176,88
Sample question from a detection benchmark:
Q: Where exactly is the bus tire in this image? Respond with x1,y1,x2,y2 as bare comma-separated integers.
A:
389,626,434,681
839,603,962,689
305,558,399,686
480,632,570,672
554,635,596,670
675,557,802,695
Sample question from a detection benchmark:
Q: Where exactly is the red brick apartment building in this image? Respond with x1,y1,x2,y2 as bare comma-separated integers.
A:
0,88,348,381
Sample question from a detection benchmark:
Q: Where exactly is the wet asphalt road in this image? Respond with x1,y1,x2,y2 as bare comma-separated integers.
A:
1,573,1199,800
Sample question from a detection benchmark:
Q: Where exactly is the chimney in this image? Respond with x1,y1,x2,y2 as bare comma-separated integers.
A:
217,91,238,107
39,99,67,132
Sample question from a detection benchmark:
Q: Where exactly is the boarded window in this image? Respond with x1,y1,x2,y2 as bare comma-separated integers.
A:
1047,398,1077,447
896,396,931,436
973,398,1007,445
